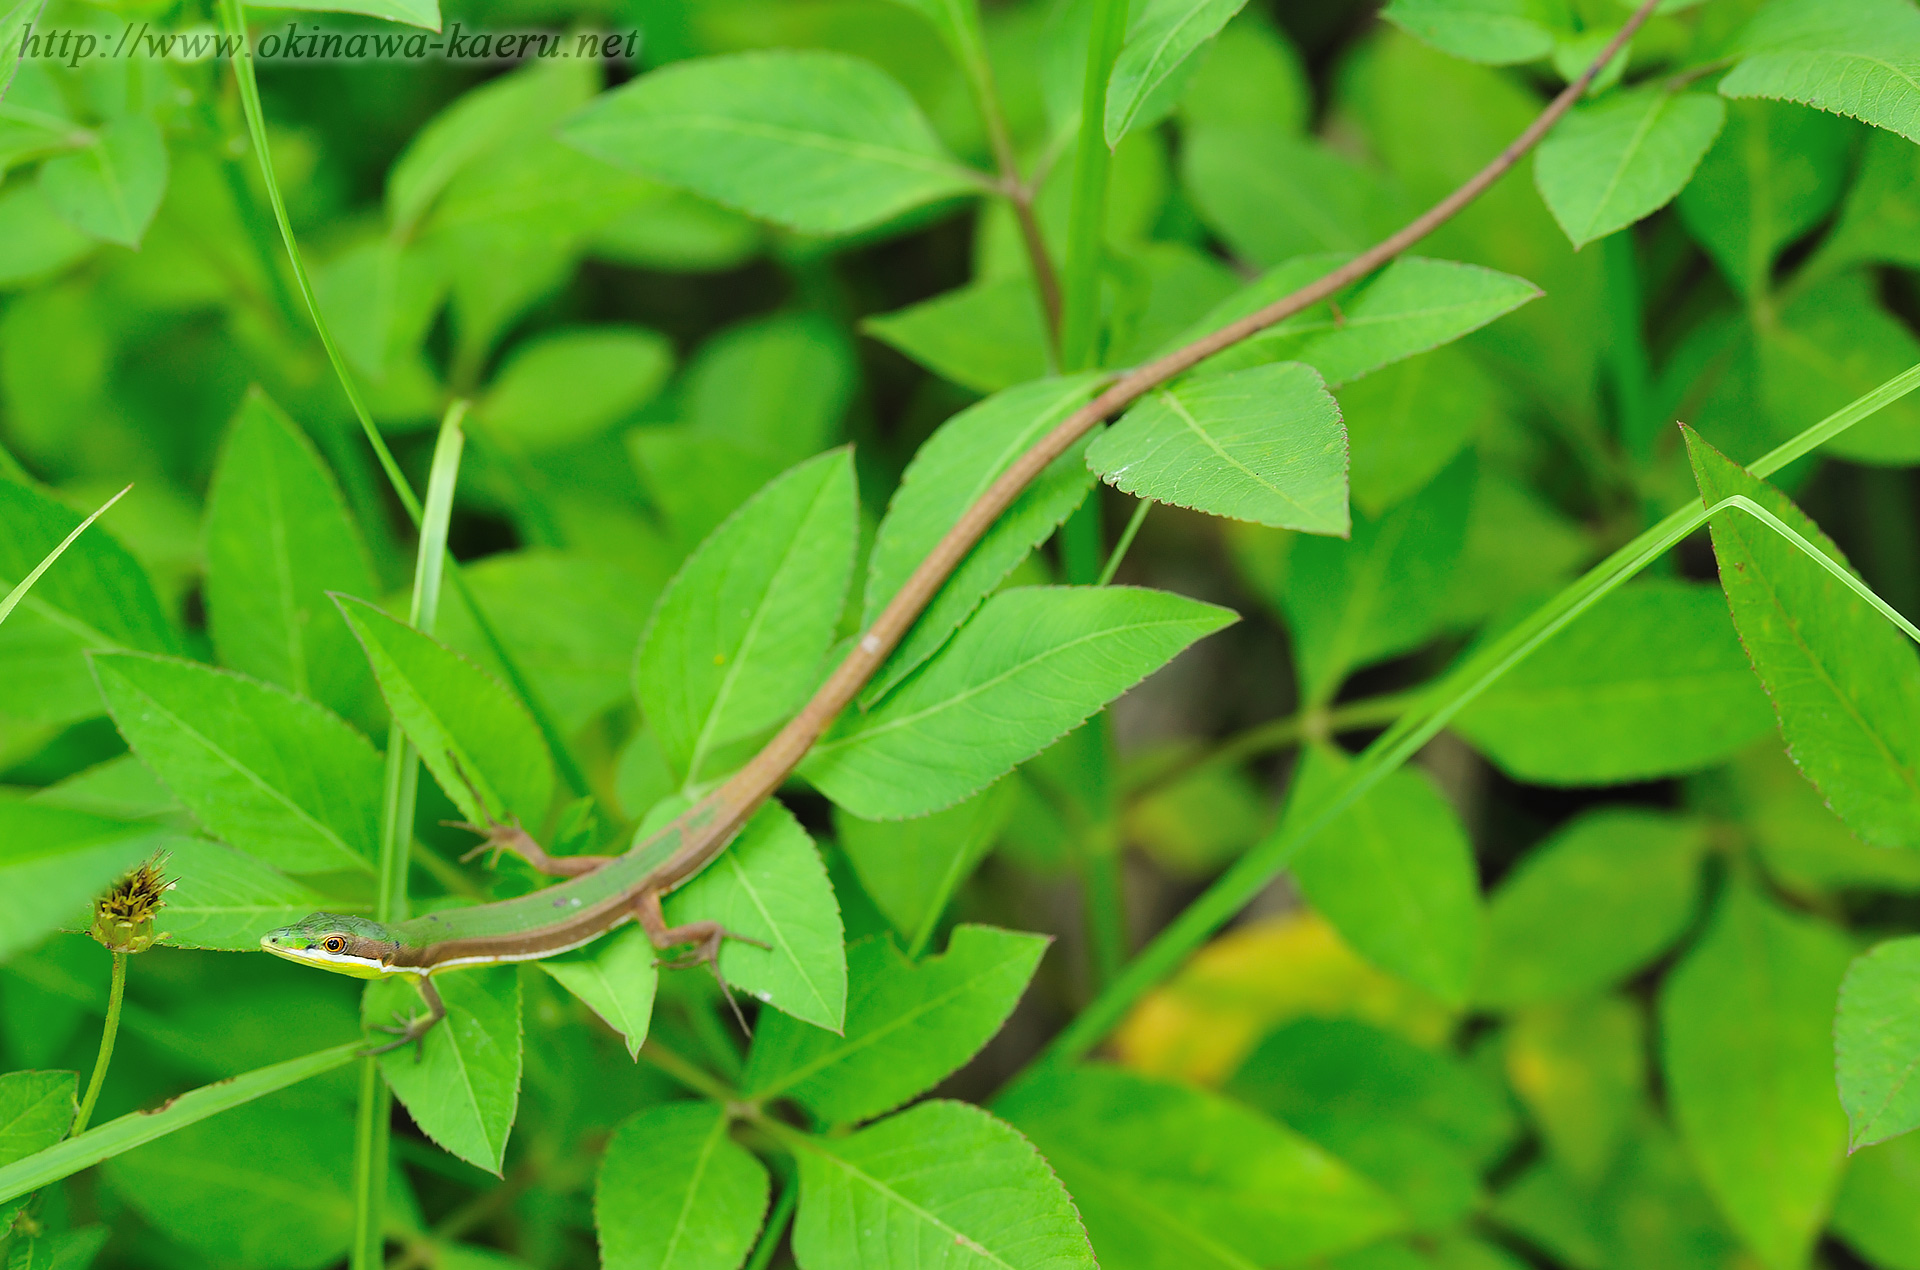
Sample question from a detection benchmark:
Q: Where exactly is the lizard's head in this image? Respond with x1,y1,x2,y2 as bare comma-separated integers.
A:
261,914,404,979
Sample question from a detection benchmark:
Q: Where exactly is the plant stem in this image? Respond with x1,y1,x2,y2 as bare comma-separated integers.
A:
1130,689,1422,800
744,1176,798,1270
1602,230,1656,464
215,0,590,801
1029,358,1920,1073
1096,498,1150,586
639,1041,741,1104
69,952,126,1138
938,0,1061,349
1058,0,1129,370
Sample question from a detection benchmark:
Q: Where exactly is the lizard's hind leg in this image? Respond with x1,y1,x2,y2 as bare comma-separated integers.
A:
634,890,770,1035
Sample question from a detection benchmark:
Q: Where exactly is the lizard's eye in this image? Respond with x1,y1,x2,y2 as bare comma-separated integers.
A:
323,936,347,954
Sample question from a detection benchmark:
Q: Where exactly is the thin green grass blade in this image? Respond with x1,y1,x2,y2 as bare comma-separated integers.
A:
0,484,129,628
354,405,464,1270
0,1042,361,1204
213,0,589,800
1709,495,1920,647
1037,360,1920,1070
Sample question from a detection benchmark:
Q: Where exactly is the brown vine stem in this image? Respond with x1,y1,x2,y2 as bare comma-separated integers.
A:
647,0,1661,932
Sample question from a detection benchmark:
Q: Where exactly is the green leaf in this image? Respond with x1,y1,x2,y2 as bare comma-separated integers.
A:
1105,0,1250,146
37,113,167,249
156,835,339,951
664,801,846,1033
1342,345,1499,516
538,926,658,1060
387,57,592,233
1189,257,1540,389
1758,273,1920,465
998,1063,1402,1269
789,1099,1096,1270
368,966,522,1175
1817,128,1920,273
1720,0,1920,143
1282,453,1473,703
1475,809,1705,1007
1534,88,1725,249
683,313,855,465
861,278,1050,394
1832,1133,1920,1270
745,926,1047,1125
0,183,93,290
834,785,1012,946
628,431,788,553
1285,744,1482,1007
1182,125,1395,267
862,375,1103,704
104,1096,362,1270
595,1101,770,1270
203,390,379,720
1454,579,1776,785
313,236,445,385
1835,936,1920,1149
0,798,165,962
1675,99,1852,298
91,653,382,875
1293,258,1540,387
803,586,1237,819
1383,0,1556,65
1228,1017,1510,1229
0,1070,74,1232
259,0,440,30
1659,883,1851,1270
1503,996,1645,1185
436,551,661,738
561,51,981,236
480,327,672,452
336,596,554,828
1686,429,1920,847
0,475,180,725
1086,362,1349,532
1176,12,1310,133
636,449,856,786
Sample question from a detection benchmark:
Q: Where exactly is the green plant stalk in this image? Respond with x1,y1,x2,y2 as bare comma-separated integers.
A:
1062,493,1126,987
1033,360,1920,1071
353,407,465,1270
68,951,126,1138
215,0,590,801
743,1177,797,1270
0,1043,363,1205
1129,689,1421,801
932,0,1062,347
1602,230,1656,463
1058,0,1129,370
1095,499,1151,586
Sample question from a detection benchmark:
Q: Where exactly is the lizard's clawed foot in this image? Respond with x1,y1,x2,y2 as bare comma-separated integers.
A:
653,926,770,1037
365,1010,436,1062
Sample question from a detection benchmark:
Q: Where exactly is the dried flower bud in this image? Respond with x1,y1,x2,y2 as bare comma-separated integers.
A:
91,854,174,953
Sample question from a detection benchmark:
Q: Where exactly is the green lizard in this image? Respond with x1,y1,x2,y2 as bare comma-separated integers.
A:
261,794,772,1051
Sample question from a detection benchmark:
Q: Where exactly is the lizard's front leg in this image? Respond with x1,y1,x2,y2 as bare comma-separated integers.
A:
363,975,446,1060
